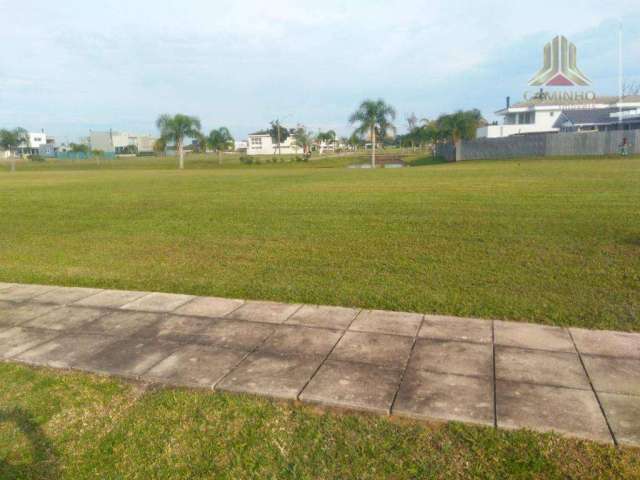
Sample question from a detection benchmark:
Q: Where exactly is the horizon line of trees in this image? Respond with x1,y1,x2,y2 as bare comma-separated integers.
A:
2,104,486,171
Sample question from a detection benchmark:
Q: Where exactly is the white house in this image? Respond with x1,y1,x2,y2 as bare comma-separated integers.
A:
234,140,248,151
89,131,158,154
16,131,49,155
247,130,302,156
478,95,640,138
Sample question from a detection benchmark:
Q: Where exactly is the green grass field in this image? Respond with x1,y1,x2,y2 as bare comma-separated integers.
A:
1,362,638,479
0,154,638,331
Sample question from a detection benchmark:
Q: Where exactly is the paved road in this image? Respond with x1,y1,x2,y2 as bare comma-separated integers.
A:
0,282,638,446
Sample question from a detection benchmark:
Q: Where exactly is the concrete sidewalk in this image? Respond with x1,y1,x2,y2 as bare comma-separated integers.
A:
0,282,638,446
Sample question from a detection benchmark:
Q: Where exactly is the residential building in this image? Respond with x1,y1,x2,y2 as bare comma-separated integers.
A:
234,140,248,152
89,130,158,154
247,129,301,156
478,95,640,138
17,130,50,155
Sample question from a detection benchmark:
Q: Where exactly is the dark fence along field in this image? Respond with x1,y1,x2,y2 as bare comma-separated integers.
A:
437,130,640,161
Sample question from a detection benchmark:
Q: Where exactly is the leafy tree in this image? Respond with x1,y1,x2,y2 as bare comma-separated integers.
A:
349,99,396,167
293,126,313,155
435,109,484,143
207,127,234,164
0,128,27,171
69,143,89,154
194,131,208,154
156,113,202,169
406,113,419,151
348,132,362,151
153,137,167,155
269,121,290,156
316,130,337,153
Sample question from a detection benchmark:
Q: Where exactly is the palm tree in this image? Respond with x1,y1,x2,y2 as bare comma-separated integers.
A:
153,137,167,156
207,127,234,165
348,132,362,152
194,131,208,154
293,126,313,155
156,114,202,169
349,99,396,167
435,109,484,144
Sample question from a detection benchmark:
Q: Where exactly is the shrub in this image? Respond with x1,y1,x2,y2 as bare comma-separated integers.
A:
29,154,46,162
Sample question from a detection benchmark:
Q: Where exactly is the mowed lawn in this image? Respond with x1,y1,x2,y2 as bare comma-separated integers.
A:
1,362,639,479
0,156,638,331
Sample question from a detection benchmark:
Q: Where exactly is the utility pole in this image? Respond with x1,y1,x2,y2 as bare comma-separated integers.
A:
618,21,623,129
277,119,281,156
371,126,376,168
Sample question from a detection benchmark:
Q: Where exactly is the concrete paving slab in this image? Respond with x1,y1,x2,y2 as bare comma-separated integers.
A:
0,327,60,359
329,331,413,369
495,346,590,390
496,380,612,443
419,315,493,344
148,314,210,341
217,351,323,400
0,302,61,328
14,333,115,369
286,305,360,330
0,284,56,302
145,344,247,388
121,292,195,312
394,369,494,426
174,296,244,318
80,337,180,377
182,318,276,351
494,320,574,353
582,355,640,396
300,360,402,414
83,310,163,337
227,300,302,324
24,306,106,331
599,392,640,447
32,286,103,305
409,339,493,378
73,289,148,308
150,315,274,351
349,310,423,337
260,325,342,357
570,328,640,359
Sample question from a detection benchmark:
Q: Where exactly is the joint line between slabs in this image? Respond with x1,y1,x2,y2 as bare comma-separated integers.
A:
389,314,426,416
6,307,115,362
210,304,305,391
295,308,363,402
567,328,617,446
221,299,247,318
491,320,497,429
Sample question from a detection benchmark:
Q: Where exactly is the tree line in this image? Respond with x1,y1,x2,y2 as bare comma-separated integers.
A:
398,109,485,150
3,103,485,171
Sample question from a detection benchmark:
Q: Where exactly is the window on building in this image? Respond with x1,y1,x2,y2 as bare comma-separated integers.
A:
518,112,535,124
250,137,262,148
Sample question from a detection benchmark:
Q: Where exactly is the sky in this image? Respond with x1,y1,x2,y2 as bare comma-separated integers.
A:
1,0,639,142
